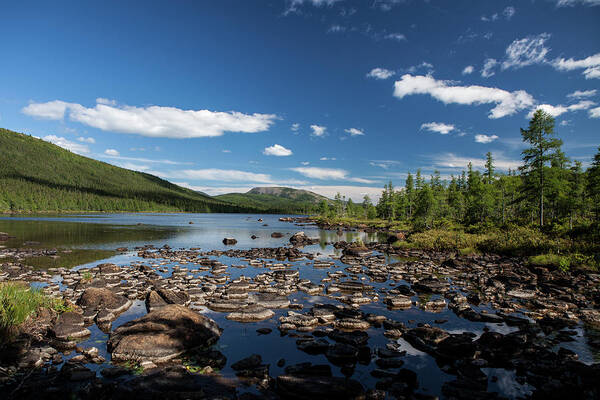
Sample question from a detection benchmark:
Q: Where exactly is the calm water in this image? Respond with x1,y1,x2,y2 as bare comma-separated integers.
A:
1,213,596,398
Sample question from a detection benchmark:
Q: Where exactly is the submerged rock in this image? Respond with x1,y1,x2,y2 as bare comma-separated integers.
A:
277,374,365,399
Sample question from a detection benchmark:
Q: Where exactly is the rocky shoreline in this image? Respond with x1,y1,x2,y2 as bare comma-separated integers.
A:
1,233,599,399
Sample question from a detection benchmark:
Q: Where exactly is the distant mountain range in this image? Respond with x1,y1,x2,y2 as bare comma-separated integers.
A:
0,128,327,214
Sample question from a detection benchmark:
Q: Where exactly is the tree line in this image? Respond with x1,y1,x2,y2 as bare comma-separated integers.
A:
320,110,600,233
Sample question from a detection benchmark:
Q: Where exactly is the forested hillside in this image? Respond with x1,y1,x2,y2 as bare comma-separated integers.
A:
0,128,255,213
215,187,328,214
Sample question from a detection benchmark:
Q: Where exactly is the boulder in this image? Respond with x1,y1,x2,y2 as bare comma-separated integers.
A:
277,375,365,399
108,304,221,363
271,232,284,238
51,312,91,341
77,287,132,316
226,304,275,322
222,238,237,245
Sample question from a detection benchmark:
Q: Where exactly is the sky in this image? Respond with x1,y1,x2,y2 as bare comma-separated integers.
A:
1,0,599,202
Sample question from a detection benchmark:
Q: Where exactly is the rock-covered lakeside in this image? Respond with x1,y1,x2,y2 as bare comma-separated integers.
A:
1,221,599,400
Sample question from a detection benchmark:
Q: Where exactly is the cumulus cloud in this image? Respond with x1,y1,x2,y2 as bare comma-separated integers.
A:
42,135,90,155
104,149,120,156
420,122,455,135
345,128,364,136
567,89,597,98
291,123,300,132
552,53,600,79
367,68,395,80
310,124,327,137
284,0,342,14
589,106,600,118
407,62,434,74
502,33,551,70
77,136,95,144
263,144,293,156
320,157,337,161
481,58,498,78
393,74,535,118
290,167,373,183
462,65,474,75
22,98,277,138
527,100,596,118
474,134,499,143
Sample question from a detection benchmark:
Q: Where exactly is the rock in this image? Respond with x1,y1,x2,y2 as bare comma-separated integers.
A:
328,330,369,346
222,238,237,245
277,374,365,399
252,293,290,309
404,326,449,353
386,232,406,244
290,232,318,246
108,304,221,363
271,232,284,238
386,295,412,309
226,304,275,322
60,363,95,381
51,312,91,341
256,328,272,335
342,245,372,257
77,287,132,316
334,318,370,330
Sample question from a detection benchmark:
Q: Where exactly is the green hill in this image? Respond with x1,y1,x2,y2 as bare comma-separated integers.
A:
215,187,329,214
0,128,255,213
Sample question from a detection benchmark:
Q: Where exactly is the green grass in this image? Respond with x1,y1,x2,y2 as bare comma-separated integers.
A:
0,282,70,336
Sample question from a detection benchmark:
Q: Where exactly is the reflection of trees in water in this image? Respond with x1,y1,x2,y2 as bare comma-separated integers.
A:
0,219,177,248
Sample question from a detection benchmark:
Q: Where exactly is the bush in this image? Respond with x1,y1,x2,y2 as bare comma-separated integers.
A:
405,229,483,251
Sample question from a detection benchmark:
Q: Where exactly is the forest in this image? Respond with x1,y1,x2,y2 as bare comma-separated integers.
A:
318,110,600,268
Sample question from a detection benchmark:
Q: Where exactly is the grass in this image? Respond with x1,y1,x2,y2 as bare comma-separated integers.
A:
0,282,70,336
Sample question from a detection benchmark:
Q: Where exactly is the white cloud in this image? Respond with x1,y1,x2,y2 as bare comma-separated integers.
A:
590,106,600,118
369,160,401,169
384,33,406,42
567,89,597,98
42,135,90,155
462,65,474,75
263,144,293,156
503,6,516,19
420,122,455,134
328,25,346,33
117,162,151,172
22,98,277,138
301,161,310,165
101,155,190,165
319,157,337,161
393,74,535,118
96,98,116,106
310,124,326,137
222,149,231,153
502,33,551,70
345,127,364,136
556,0,600,6
552,53,600,79
77,136,95,144
291,123,300,132
290,166,374,183
481,58,498,78
428,152,521,171
23,100,70,120
527,100,596,118
407,62,434,74
474,134,499,143
176,169,274,183
367,68,395,80
284,0,343,14
104,148,120,156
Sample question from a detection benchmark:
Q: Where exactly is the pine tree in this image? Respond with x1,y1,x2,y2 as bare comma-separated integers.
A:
519,109,562,226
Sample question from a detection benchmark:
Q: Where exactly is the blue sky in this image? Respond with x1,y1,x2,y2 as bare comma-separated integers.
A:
1,0,599,201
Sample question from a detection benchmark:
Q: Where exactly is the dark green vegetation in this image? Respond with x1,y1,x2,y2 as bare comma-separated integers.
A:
0,282,70,337
3,249,116,270
319,110,600,270
216,187,327,214
0,128,256,213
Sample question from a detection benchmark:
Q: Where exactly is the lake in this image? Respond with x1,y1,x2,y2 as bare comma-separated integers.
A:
0,213,597,399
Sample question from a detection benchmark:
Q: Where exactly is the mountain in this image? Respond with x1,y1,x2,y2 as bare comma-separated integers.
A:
0,128,255,213
215,187,329,214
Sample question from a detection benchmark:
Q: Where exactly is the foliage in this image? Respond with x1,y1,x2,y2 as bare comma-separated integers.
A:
0,282,70,336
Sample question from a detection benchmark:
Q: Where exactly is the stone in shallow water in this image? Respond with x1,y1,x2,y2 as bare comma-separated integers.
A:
108,304,221,363
386,295,412,309
77,287,132,316
226,304,274,322
51,312,90,341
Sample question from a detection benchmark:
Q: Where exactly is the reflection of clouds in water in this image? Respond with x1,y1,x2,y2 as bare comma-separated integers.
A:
484,368,533,398
396,338,428,357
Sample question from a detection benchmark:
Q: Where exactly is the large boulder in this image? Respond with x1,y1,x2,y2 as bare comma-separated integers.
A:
108,304,222,363
222,238,237,245
51,312,91,342
77,287,132,316
290,232,318,246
